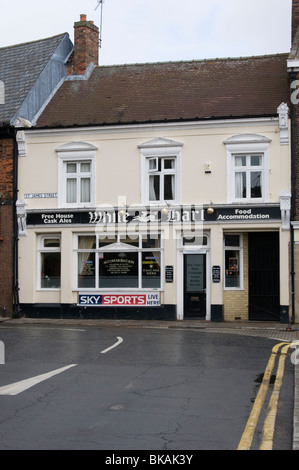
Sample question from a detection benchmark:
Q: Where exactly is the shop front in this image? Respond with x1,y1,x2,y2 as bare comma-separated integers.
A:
18,202,290,323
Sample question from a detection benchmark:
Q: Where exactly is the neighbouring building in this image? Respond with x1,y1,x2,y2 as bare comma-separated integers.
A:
289,0,299,324
16,15,293,322
0,33,73,317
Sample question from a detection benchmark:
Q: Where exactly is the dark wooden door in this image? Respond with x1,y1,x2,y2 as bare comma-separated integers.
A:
184,254,206,318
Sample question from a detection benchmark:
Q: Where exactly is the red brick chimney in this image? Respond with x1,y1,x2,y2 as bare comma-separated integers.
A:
293,0,299,43
67,14,99,75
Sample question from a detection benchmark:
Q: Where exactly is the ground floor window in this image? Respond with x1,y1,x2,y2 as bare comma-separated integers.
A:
39,235,61,289
224,234,243,289
76,233,162,290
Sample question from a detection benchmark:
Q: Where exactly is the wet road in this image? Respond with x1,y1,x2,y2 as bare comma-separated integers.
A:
0,324,294,450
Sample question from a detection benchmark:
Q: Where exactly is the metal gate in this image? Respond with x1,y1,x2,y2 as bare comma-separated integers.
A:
248,232,280,321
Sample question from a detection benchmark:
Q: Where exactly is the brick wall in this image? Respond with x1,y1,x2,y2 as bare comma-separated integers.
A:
223,233,249,321
67,14,99,75
0,137,14,316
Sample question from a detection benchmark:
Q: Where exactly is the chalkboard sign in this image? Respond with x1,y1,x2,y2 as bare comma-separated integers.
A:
212,265,221,283
165,266,174,283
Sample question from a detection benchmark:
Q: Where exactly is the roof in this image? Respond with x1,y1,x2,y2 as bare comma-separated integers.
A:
0,33,71,124
36,53,290,128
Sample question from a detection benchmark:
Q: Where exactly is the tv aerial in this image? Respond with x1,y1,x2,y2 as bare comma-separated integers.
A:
95,0,105,49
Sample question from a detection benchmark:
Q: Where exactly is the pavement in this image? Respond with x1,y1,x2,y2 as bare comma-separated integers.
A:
1,315,299,450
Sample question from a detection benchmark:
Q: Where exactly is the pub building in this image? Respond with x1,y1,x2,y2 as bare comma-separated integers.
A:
15,15,292,323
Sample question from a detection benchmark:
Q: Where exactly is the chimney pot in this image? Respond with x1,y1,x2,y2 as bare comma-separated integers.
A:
80,14,87,21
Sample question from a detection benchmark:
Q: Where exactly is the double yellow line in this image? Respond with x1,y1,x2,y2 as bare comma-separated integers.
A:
238,342,292,451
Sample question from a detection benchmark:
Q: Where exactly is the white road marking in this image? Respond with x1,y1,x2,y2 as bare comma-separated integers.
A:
0,364,77,396
101,337,123,354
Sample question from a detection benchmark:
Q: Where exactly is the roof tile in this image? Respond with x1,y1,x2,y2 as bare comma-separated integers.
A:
37,53,289,127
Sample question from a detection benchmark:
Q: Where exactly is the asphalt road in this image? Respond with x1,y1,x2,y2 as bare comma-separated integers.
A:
0,324,294,451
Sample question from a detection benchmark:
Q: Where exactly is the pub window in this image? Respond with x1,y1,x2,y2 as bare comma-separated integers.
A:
56,142,97,209
148,157,176,203
66,161,92,205
138,137,182,205
76,234,162,290
39,235,61,289
224,234,243,289
224,133,270,204
78,236,96,288
233,154,263,201
183,233,209,247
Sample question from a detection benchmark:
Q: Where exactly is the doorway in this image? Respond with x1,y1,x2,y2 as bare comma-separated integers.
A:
248,232,280,321
184,254,206,318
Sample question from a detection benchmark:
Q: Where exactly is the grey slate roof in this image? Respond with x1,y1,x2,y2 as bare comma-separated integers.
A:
0,33,73,125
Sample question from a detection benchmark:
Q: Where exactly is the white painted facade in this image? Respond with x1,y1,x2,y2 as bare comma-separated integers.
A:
17,113,292,322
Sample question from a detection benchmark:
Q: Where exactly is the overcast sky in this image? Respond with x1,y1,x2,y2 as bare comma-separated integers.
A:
0,0,293,65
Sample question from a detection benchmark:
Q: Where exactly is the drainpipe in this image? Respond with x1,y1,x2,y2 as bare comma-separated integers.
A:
290,69,297,324
12,127,20,317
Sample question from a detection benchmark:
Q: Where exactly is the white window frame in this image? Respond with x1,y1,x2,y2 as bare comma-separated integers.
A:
138,138,182,206
224,134,270,204
56,142,97,208
224,233,244,291
37,234,61,291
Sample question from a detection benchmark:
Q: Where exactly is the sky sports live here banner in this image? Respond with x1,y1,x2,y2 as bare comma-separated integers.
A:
79,293,160,307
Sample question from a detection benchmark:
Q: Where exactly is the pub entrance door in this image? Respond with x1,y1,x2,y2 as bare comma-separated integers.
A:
184,254,206,318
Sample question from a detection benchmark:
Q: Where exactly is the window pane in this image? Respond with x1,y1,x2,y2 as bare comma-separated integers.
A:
78,236,96,250
78,252,95,288
98,236,117,248
142,252,161,288
225,250,240,288
142,235,160,249
81,162,91,173
43,238,60,248
164,159,175,170
149,175,160,201
67,163,77,173
251,171,262,198
99,252,138,288
225,235,240,247
119,235,139,247
164,174,175,200
235,172,246,198
80,178,91,203
67,178,77,203
251,155,262,166
41,252,61,288
235,156,246,167
183,235,208,246
149,158,157,171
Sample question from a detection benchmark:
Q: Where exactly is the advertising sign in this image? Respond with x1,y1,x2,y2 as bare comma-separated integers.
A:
78,293,160,307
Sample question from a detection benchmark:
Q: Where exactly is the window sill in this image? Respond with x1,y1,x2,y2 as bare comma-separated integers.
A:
224,287,244,291
37,288,61,292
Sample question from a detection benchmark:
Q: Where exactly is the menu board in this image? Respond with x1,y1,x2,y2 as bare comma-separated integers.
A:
186,255,205,292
